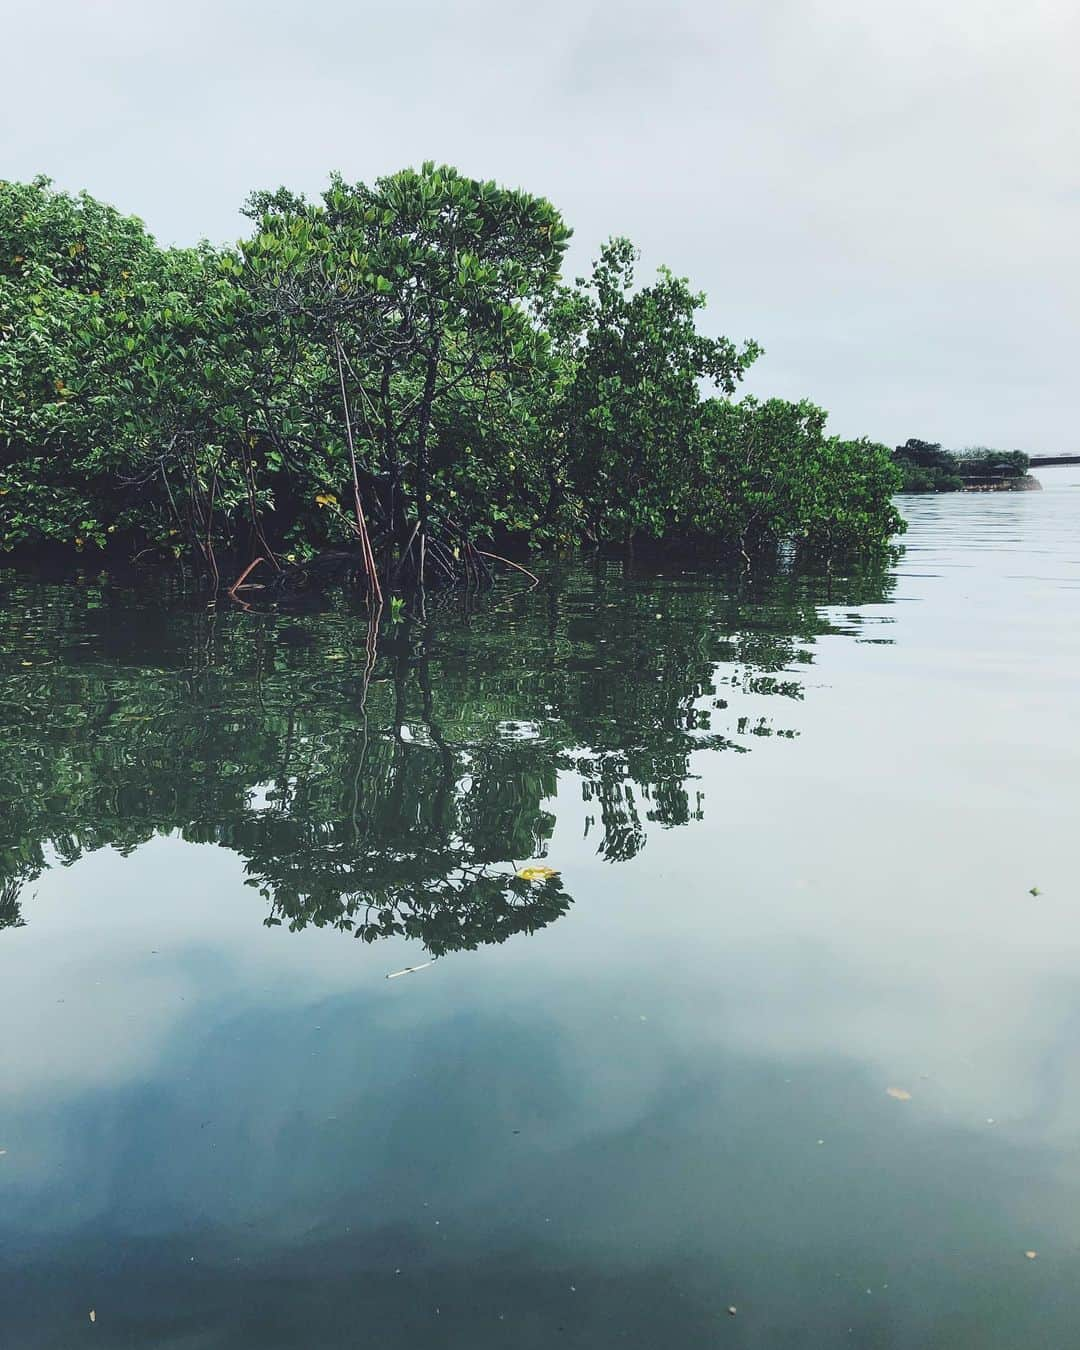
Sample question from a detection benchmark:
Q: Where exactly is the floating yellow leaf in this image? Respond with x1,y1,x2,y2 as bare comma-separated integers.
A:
1025,1250,1038,1260
517,865,559,882
886,1087,912,1101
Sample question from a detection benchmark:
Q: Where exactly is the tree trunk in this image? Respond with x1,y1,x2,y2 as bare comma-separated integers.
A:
412,332,442,585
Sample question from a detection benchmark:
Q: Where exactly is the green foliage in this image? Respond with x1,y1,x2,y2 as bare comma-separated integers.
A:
1,171,903,576
689,400,903,552
1,175,157,550
0,176,249,562
533,240,903,555
543,238,761,542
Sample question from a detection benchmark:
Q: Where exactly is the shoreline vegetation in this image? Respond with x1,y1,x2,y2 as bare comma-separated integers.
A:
0,167,907,595
892,439,1038,493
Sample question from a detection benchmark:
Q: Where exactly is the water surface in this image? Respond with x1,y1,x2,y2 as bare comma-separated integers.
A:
1,471,1078,1347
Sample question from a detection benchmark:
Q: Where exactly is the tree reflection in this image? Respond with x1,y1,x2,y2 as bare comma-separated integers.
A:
0,877,24,931
0,557,894,954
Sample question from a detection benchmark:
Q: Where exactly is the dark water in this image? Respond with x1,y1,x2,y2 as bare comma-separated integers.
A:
1,471,1078,1348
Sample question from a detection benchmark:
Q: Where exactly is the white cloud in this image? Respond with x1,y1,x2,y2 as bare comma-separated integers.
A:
2,0,1076,450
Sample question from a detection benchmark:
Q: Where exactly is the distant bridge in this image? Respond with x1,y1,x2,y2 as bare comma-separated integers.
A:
1030,455,1080,467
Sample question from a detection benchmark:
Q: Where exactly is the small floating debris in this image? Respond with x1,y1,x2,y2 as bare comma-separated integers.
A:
727,1306,737,1316
516,865,559,882
1029,886,1042,897
89,1310,96,1324
386,961,434,980
886,1087,912,1101
1025,1250,1038,1260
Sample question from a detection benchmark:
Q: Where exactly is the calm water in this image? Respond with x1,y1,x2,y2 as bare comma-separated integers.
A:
1,472,1078,1348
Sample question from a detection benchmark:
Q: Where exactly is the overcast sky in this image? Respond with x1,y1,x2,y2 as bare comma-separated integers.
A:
3,0,1077,451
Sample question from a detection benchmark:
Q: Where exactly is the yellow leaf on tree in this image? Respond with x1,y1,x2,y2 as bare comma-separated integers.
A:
315,492,338,508
517,865,559,882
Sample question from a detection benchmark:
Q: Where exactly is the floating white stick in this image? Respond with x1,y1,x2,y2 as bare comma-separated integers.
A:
386,961,435,980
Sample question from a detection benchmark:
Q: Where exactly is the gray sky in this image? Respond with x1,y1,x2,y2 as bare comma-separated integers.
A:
4,0,1077,451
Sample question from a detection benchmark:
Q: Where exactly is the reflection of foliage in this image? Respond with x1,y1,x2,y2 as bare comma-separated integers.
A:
0,558,895,953
0,878,25,931
261,867,570,957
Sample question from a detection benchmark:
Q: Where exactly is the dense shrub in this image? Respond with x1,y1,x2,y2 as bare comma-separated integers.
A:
1,171,904,583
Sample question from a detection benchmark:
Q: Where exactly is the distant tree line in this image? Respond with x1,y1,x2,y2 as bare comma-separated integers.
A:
892,439,1031,492
1,169,904,590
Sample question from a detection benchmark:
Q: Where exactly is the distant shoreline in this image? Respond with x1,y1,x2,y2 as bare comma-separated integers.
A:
898,473,1042,497
961,474,1042,492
